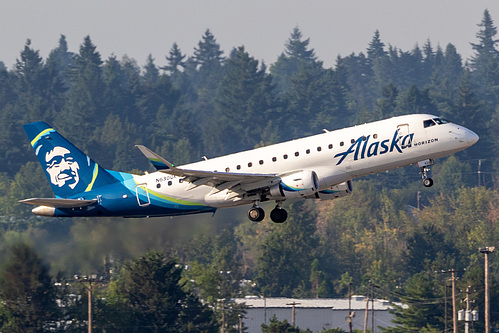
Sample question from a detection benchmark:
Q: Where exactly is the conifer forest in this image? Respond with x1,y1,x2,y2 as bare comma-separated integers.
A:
0,8,497,333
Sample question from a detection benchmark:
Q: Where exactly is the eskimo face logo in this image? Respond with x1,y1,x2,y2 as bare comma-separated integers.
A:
45,147,80,189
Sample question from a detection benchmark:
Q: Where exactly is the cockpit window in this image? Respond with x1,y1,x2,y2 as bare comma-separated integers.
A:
433,118,450,124
423,119,436,128
424,118,450,128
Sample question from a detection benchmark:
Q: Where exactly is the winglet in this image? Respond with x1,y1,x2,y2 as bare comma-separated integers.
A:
135,145,176,171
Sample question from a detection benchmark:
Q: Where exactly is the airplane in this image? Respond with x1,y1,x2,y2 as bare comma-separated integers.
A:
19,114,478,223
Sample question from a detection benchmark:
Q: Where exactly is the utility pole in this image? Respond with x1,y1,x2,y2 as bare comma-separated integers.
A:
451,270,457,333
444,281,450,332
477,159,482,187
479,246,495,333
363,296,369,333
348,283,353,333
238,313,243,333
465,286,470,333
220,299,225,333
286,301,301,326
438,269,464,333
75,275,104,333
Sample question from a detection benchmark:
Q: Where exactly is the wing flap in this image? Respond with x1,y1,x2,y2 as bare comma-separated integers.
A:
19,198,98,208
136,145,279,190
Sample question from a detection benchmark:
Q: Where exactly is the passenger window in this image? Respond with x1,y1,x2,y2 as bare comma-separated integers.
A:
157,183,161,189
259,160,264,165
306,149,310,154
340,142,344,146
351,139,355,144
295,152,299,157
362,136,367,141
248,162,252,167
328,144,333,149
225,167,230,172
374,134,378,139
317,147,322,152
168,181,172,186
284,154,288,159
424,119,436,128
237,165,241,170
179,179,183,183
272,157,277,162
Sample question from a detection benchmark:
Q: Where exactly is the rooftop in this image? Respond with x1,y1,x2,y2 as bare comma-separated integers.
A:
233,296,402,310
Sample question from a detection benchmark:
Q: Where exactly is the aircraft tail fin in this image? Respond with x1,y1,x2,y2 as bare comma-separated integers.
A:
24,121,118,198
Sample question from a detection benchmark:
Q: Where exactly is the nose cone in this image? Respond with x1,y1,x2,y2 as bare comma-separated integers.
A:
466,129,479,146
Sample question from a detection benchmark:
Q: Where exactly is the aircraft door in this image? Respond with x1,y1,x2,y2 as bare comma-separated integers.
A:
397,123,410,138
135,183,151,207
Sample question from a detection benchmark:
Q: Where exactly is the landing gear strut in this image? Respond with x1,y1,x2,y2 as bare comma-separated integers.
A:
418,159,434,187
270,202,288,223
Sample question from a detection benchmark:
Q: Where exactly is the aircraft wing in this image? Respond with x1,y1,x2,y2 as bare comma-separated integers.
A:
136,145,280,192
19,198,98,208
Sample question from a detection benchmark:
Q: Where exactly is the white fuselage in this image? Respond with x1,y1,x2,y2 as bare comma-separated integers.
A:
132,114,478,208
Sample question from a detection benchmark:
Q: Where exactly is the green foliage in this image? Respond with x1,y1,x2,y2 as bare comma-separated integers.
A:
1,12,499,330
381,273,443,332
102,251,218,332
256,201,319,297
261,315,303,333
0,243,59,332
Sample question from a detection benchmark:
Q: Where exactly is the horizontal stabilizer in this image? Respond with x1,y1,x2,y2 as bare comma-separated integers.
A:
135,145,174,170
19,198,97,208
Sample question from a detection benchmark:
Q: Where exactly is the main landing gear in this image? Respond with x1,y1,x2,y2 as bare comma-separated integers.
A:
248,202,288,223
418,159,434,188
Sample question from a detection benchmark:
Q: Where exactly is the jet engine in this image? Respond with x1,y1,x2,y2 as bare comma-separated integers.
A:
311,180,353,200
268,170,319,199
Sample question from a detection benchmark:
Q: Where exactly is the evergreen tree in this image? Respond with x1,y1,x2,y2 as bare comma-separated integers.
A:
470,9,499,68
164,42,186,88
429,43,463,114
261,315,301,333
283,63,347,137
270,27,318,93
192,29,224,89
104,251,217,332
367,30,387,62
14,39,50,122
46,35,77,89
470,10,499,110
0,243,59,332
211,46,276,154
255,202,319,297
382,272,443,332
63,36,105,150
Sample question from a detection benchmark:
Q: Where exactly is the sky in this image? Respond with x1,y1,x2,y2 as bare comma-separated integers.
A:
1,1,499,70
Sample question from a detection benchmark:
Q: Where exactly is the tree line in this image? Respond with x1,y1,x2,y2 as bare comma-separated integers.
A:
0,8,498,333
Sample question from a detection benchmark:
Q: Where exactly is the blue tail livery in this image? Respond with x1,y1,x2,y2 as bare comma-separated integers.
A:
20,115,478,222
24,121,117,198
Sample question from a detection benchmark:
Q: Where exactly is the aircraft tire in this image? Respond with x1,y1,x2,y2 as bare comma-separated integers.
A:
423,178,433,187
270,207,288,223
248,206,265,222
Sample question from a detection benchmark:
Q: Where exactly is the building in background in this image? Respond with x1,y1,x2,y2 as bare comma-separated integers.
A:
233,296,404,333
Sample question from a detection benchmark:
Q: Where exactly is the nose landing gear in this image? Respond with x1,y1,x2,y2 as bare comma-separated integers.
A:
418,159,434,187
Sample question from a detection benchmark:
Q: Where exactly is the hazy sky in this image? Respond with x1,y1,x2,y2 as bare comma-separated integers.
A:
1,1,499,70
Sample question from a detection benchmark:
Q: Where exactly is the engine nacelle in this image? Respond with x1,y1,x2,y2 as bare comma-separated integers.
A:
269,170,319,199
311,180,353,200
